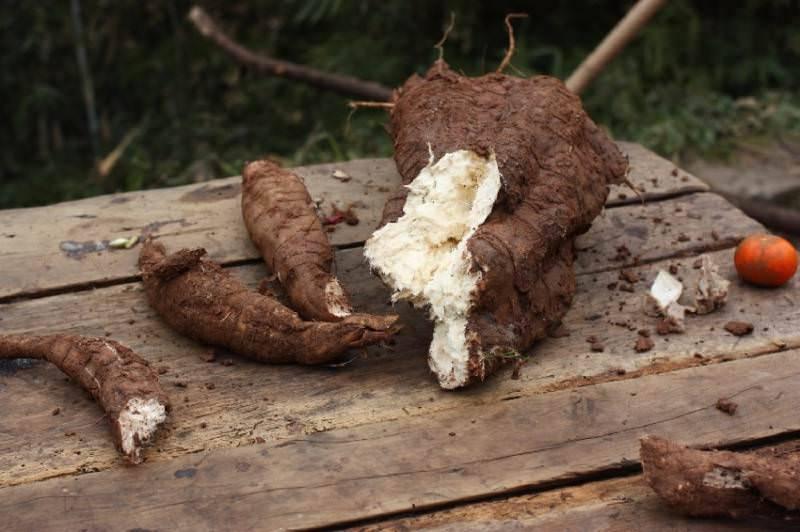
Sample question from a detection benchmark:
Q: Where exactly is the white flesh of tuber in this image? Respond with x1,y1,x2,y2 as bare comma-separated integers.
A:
365,150,501,388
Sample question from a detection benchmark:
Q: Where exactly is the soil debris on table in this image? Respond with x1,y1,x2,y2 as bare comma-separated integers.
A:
724,320,754,336
715,397,738,415
634,336,655,353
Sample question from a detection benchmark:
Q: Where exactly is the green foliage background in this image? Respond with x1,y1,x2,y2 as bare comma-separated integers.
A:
2,0,799,208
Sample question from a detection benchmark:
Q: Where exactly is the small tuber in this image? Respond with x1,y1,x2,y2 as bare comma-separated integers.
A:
242,160,356,321
0,333,169,464
641,435,800,519
139,238,398,365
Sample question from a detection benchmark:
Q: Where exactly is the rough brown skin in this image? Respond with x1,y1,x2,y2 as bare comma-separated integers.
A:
0,334,169,464
139,238,398,364
641,436,800,519
242,160,352,321
381,60,628,386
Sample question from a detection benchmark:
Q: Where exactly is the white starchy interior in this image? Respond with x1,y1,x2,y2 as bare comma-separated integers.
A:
365,149,501,388
703,467,750,490
650,270,683,309
324,279,352,317
646,269,689,328
118,397,168,461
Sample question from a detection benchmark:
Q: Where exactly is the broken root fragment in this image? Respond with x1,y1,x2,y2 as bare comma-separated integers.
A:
368,60,627,388
641,436,800,519
242,159,355,321
0,334,169,464
139,238,398,365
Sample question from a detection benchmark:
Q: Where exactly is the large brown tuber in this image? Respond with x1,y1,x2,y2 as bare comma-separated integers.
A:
365,60,628,388
640,435,800,519
241,159,353,321
139,238,398,364
0,334,169,464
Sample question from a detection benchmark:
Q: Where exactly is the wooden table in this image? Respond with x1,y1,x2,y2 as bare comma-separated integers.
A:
1,143,797,531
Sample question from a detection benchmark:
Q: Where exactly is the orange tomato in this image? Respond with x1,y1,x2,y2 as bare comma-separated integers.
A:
734,234,798,287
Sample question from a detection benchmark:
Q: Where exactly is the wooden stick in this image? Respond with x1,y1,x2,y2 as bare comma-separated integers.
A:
188,6,392,102
566,0,667,94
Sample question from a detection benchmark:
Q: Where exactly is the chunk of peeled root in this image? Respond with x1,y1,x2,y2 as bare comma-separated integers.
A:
367,60,628,389
640,435,800,519
645,270,688,331
692,255,730,314
0,334,169,464
139,238,399,365
242,159,353,321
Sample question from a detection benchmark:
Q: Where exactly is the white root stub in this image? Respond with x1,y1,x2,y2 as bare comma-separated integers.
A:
117,397,168,463
365,150,502,389
324,278,353,317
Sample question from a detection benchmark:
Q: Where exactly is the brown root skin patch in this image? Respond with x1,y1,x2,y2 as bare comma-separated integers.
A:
383,60,627,387
242,159,353,322
640,436,800,519
138,238,398,365
0,334,169,464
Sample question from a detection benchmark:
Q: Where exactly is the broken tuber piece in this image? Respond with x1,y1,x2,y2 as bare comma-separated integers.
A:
693,255,730,314
645,270,688,332
139,238,398,365
640,436,800,519
366,60,627,389
0,334,169,464
242,159,354,321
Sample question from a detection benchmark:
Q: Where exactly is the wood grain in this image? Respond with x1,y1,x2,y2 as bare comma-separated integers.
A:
0,143,706,301
1,241,796,488
1,350,799,531
361,474,795,531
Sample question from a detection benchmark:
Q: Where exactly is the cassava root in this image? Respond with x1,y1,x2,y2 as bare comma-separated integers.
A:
139,238,399,364
0,333,169,464
641,435,800,519
366,60,627,389
242,160,357,321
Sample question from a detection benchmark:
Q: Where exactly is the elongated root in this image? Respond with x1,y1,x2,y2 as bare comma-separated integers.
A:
139,238,399,364
641,436,800,519
0,334,169,464
242,160,357,321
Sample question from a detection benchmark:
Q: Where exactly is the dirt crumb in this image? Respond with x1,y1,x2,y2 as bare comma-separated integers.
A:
715,398,738,415
51,407,61,416
638,329,651,337
724,321,754,336
619,269,639,283
635,336,655,353
656,318,683,335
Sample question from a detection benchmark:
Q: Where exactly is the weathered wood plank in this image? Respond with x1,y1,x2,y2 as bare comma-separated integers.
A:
361,473,796,531
575,192,761,274
0,143,706,301
1,350,799,531
1,240,796,488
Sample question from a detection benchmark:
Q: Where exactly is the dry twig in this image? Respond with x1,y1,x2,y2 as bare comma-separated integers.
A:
188,6,392,101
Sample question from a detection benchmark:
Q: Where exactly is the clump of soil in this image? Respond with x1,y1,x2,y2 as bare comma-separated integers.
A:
724,320,754,336
634,336,655,352
715,398,738,415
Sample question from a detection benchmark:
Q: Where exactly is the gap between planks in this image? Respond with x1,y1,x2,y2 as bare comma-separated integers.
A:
1,350,799,531
0,244,795,490
0,142,707,303
0,189,741,306
355,437,800,531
